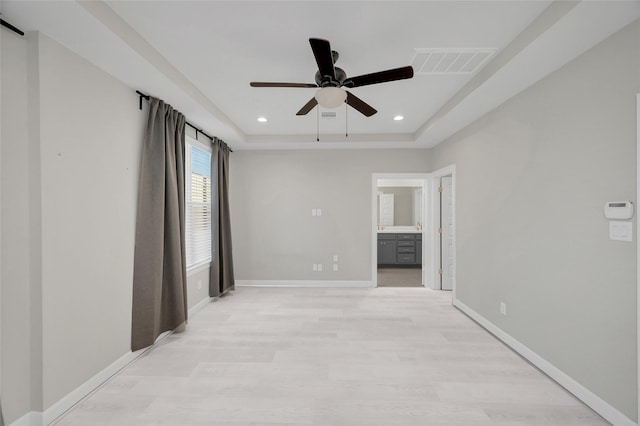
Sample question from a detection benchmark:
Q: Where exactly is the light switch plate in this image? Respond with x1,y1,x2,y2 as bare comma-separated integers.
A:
610,221,633,242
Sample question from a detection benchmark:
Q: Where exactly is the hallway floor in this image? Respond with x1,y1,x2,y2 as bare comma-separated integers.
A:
377,266,422,287
53,287,608,426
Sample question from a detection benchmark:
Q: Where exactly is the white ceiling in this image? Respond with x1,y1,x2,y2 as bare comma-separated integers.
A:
2,1,639,151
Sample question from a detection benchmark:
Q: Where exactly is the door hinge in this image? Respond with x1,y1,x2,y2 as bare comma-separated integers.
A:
438,268,443,275
438,186,443,193
438,227,443,234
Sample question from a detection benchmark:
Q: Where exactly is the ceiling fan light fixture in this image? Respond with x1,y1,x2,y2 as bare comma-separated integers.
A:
315,87,347,109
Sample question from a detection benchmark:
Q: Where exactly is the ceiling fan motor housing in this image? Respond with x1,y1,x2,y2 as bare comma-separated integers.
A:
315,67,347,87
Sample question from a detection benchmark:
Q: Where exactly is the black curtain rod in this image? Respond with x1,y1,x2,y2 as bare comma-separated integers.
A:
136,90,231,152
1,17,25,36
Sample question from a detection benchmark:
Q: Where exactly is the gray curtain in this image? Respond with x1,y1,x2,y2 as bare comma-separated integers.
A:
210,138,235,297
131,97,187,351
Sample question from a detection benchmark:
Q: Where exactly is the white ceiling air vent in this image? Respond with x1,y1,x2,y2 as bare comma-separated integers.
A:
411,48,497,75
321,111,337,119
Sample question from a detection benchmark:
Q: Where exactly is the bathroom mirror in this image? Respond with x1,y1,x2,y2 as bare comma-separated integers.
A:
377,186,422,227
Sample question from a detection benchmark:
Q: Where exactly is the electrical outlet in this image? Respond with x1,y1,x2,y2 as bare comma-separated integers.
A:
333,255,338,262
311,209,317,216
333,264,338,271
500,302,507,316
318,264,323,272
197,280,202,290
317,208,322,216
312,264,318,271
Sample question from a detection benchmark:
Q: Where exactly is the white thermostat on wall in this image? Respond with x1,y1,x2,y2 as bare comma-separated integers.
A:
604,201,634,220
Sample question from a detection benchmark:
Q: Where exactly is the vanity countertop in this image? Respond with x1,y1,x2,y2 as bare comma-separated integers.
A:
378,227,422,234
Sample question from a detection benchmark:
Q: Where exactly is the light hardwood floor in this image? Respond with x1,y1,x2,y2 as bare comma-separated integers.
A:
53,287,609,426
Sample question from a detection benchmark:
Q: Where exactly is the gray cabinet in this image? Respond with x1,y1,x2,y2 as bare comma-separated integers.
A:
377,234,397,265
377,233,422,266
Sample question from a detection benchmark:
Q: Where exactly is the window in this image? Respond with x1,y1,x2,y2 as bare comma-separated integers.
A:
185,138,212,269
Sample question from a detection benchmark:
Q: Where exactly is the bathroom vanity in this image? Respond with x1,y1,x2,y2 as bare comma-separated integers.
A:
377,229,422,266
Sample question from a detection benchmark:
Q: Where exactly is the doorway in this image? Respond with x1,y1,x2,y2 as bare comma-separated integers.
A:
439,175,455,290
371,168,456,290
430,165,456,293
371,173,430,287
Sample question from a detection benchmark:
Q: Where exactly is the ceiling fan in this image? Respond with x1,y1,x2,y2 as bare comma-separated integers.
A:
250,38,414,117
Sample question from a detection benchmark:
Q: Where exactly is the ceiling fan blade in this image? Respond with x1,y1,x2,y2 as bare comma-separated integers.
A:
343,66,414,88
346,91,377,117
296,97,318,115
309,38,336,81
250,82,317,88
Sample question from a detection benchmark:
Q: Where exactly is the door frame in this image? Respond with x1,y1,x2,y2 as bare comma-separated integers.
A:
429,165,457,294
371,173,431,287
636,93,640,422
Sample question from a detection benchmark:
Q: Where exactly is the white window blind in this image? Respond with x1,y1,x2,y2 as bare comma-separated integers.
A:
185,141,212,269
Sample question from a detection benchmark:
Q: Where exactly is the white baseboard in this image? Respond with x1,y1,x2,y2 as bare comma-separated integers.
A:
9,350,144,426
42,349,143,425
35,299,215,426
235,280,374,288
8,411,41,426
189,296,214,316
453,297,636,426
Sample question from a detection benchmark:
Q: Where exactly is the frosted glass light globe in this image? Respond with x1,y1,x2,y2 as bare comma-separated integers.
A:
315,87,347,109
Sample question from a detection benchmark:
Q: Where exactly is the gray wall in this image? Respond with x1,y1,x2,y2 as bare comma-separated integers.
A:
431,21,639,420
1,30,146,419
230,150,430,281
37,33,144,409
0,32,212,421
1,29,37,424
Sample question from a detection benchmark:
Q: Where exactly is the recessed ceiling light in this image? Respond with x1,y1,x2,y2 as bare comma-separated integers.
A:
393,115,404,121
257,117,268,123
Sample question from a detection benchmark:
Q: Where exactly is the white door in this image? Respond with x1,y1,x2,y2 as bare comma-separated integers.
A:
441,176,455,290
379,193,394,226
413,188,423,226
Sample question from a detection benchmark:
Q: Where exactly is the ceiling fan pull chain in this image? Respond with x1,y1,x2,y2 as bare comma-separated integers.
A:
345,102,348,138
